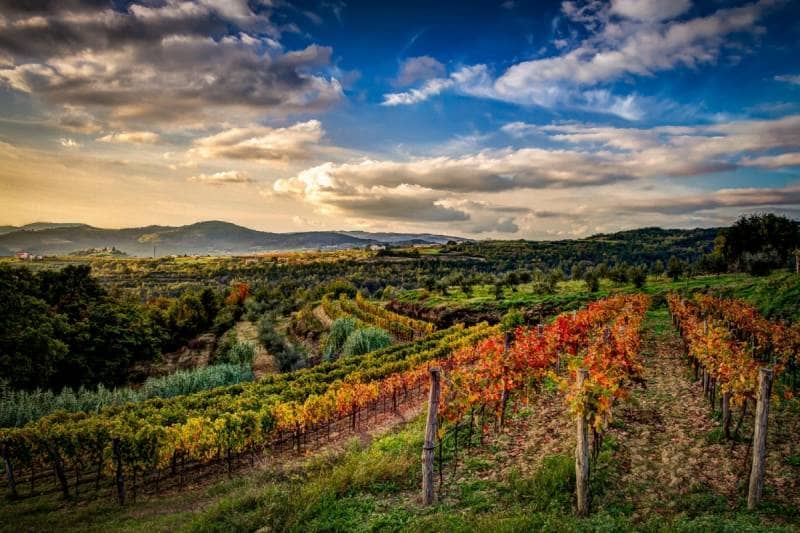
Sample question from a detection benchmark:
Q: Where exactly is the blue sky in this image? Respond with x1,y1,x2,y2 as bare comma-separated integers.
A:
0,0,799,238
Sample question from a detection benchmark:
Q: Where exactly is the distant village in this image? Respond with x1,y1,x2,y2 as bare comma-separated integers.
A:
14,251,44,261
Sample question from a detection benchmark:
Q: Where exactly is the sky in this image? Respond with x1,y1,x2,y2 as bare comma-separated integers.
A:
0,0,799,239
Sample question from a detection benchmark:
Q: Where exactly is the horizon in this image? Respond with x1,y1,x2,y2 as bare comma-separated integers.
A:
1,0,800,238
0,218,724,240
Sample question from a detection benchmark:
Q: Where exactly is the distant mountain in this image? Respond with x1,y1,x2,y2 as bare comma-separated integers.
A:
0,221,466,257
0,222,87,236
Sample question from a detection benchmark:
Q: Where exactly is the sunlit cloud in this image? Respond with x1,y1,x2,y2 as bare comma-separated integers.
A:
190,120,324,161
98,131,161,144
187,170,252,185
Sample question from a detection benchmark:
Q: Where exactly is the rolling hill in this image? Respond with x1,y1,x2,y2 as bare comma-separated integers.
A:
0,221,466,256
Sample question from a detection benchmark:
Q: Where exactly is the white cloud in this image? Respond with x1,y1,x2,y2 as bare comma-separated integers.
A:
187,170,252,185
269,113,800,236
383,77,454,106
190,120,324,161
381,0,772,120
98,131,161,144
610,0,692,22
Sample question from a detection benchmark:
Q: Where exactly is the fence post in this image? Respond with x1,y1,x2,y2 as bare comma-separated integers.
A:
575,368,590,517
2,445,17,498
113,438,126,505
422,367,441,506
748,367,773,510
722,392,732,439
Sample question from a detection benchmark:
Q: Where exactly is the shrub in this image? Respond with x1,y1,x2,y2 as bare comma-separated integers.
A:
222,341,257,365
323,317,358,360
341,327,392,357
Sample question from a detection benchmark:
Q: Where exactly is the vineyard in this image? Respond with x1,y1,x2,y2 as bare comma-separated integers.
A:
321,293,436,341
0,322,493,503
669,293,800,407
2,290,799,531
418,294,650,511
669,293,800,508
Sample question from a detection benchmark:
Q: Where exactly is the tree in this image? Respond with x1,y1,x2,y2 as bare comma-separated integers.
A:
667,256,684,281
627,265,647,289
608,263,629,283
697,252,727,275
583,270,599,293
652,260,665,276
494,283,505,300
719,213,800,273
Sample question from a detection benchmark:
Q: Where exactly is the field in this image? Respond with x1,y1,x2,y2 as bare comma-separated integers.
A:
1,234,799,532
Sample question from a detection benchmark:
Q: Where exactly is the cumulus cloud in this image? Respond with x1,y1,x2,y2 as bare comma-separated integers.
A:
273,149,630,196
609,0,692,22
187,170,252,185
382,0,772,120
268,113,800,236
190,120,324,161
394,56,446,86
97,131,160,144
0,1,343,126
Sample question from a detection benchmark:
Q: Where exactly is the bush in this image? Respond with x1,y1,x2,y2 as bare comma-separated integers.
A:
0,363,254,427
341,327,392,357
323,317,358,360
243,297,268,321
220,341,256,365
258,316,306,371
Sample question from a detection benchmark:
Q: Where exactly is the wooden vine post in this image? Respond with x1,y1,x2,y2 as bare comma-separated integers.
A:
747,367,773,510
112,437,126,505
2,444,17,498
575,368,590,517
722,392,732,439
422,367,441,506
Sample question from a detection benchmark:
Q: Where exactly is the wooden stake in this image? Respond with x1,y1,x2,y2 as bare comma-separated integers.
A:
113,438,125,505
422,367,441,506
748,367,773,510
2,445,17,498
722,392,732,440
575,369,590,517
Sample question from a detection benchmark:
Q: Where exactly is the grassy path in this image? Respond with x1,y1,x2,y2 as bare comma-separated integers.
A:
607,307,742,518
